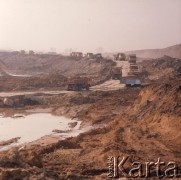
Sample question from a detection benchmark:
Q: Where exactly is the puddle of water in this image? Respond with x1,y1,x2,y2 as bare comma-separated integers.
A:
0,113,81,147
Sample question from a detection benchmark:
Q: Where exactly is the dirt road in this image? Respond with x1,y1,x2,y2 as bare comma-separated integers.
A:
0,90,75,97
90,79,125,91
90,61,129,91
0,78,125,97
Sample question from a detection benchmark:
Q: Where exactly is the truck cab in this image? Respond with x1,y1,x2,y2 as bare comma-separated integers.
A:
67,77,91,91
114,53,126,61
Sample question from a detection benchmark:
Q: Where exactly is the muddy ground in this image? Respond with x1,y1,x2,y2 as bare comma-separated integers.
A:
0,56,180,179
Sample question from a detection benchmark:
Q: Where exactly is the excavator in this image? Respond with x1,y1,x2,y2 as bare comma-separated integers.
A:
67,76,92,91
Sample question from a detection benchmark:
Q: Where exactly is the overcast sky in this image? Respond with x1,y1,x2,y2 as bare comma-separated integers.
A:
0,0,181,53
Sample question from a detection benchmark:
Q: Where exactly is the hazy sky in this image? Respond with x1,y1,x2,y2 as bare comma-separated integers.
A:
0,0,181,53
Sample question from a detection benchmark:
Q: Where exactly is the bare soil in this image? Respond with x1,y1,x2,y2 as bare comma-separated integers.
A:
0,55,180,179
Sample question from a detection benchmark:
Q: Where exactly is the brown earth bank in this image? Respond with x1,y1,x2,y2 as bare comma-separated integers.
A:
0,74,67,92
0,75,180,179
139,55,181,81
0,53,114,88
0,53,103,75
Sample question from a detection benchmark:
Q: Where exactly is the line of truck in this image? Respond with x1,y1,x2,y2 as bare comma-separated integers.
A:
70,52,103,60
112,53,142,87
67,53,142,91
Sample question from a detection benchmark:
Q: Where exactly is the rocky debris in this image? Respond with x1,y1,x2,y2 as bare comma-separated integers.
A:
0,137,21,147
0,148,22,168
0,95,46,108
12,114,24,118
68,122,78,128
140,55,181,81
0,168,29,180
3,98,14,107
52,129,71,133
177,66,181,76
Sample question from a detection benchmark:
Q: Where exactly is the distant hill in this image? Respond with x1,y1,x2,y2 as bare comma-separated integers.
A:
104,44,181,59
125,44,181,59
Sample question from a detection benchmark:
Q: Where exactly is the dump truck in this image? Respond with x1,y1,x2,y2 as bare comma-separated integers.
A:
121,76,141,87
127,54,139,75
67,77,91,91
128,54,136,63
120,54,142,87
128,64,139,75
70,52,83,58
94,53,103,60
85,53,94,59
111,67,122,80
114,53,126,61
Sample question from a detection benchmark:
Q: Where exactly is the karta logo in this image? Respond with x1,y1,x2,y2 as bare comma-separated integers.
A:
107,156,180,178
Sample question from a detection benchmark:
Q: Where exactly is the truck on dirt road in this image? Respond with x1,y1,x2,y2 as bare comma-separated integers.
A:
120,54,142,87
114,53,126,61
67,77,92,91
94,53,103,60
121,76,141,87
111,67,122,80
85,53,94,59
128,64,140,75
70,52,83,59
128,54,137,63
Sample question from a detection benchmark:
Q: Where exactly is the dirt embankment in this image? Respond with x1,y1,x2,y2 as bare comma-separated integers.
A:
140,55,181,81
0,76,180,179
0,88,140,120
0,52,114,82
0,87,141,179
127,76,181,154
0,74,68,92
0,53,114,91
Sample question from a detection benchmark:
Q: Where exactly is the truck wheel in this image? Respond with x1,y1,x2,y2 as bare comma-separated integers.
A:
76,85,81,91
73,85,77,91
67,85,72,91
